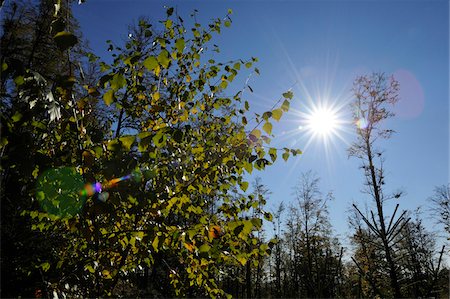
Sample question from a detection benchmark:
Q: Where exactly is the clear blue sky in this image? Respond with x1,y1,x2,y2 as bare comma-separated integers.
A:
73,0,449,248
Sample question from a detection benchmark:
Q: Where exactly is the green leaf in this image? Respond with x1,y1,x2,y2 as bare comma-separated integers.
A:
0,137,8,148
282,151,289,161
236,255,247,266
53,31,78,51
272,109,282,121
165,19,173,29
32,120,46,130
143,56,158,71
264,212,273,221
263,122,272,135
251,218,262,229
244,162,253,174
224,20,231,28
119,135,136,151
282,90,294,99
37,191,45,201
2,62,7,72
153,132,167,147
152,236,159,252
199,243,211,253
12,112,22,122
111,73,126,91
240,181,249,192
14,76,24,86
175,38,185,53
269,148,277,162
129,236,136,248
291,149,303,156
103,90,115,106
281,99,290,112
250,129,261,139
167,7,174,16
220,80,228,89
32,166,39,179
85,264,95,273
40,262,50,272
157,49,170,69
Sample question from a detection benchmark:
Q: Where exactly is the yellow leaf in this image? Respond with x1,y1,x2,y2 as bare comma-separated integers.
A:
263,122,273,135
152,236,159,252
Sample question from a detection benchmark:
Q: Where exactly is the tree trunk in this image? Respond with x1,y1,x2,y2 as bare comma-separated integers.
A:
366,140,402,298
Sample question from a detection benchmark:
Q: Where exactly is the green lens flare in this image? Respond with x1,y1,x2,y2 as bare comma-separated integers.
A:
36,167,85,217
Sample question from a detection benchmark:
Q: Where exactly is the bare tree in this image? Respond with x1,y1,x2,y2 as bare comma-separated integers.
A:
271,202,284,298
349,72,407,298
280,171,343,298
429,184,450,238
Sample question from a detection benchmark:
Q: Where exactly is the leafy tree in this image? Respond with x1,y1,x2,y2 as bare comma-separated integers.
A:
349,72,407,298
395,210,446,298
219,179,272,299
348,208,388,297
1,0,106,297
3,4,300,297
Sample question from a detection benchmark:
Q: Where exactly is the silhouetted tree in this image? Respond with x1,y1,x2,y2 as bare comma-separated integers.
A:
429,184,450,239
349,72,406,298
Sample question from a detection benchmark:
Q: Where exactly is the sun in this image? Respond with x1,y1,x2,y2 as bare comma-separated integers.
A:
305,106,339,137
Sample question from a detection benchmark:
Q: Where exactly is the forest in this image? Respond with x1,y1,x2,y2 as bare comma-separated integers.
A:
1,0,448,298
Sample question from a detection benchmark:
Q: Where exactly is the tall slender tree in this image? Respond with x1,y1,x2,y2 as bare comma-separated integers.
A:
349,72,407,298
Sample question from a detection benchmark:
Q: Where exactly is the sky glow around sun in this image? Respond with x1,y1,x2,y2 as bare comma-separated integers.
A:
305,106,339,137
299,98,348,147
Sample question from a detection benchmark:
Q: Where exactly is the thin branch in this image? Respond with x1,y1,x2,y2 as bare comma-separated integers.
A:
386,204,400,233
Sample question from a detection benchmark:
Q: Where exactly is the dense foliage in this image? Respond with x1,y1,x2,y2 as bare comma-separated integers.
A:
1,1,448,298
1,1,299,297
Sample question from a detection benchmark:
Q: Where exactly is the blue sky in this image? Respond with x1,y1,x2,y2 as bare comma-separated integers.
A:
73,0,449,247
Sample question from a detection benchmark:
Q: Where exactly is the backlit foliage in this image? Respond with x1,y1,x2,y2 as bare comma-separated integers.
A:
2,3,299,297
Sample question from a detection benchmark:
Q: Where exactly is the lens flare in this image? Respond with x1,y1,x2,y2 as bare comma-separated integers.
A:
79,174,136,201
37,168,143,217
36,167,85,217
356,117,369,129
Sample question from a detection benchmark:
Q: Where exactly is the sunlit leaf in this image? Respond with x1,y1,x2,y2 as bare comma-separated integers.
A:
272,109,282,121
143,56,158,71
111,73,126,91
282,90,293,99
103,90,115,106
152,236,159,252
157,49,170,69
199,243,211,253
281,99,290,112
240,181,249,192
119,135,135,151
175,38,185,53
263,122,273,135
